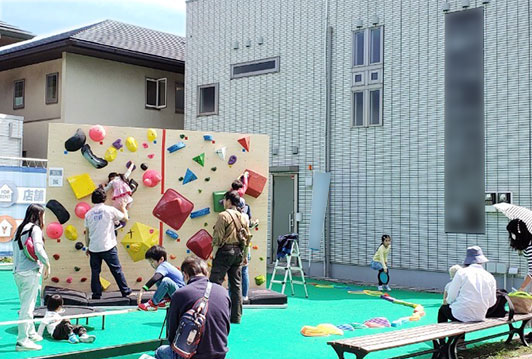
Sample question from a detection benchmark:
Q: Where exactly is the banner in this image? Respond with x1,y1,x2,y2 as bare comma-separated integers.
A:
308,171,331,251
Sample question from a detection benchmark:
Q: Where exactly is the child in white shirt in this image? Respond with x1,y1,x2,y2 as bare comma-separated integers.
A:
37,295,95,344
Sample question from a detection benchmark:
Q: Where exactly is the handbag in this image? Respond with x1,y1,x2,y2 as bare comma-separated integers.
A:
226,210,250,250
509,291,532,314
16,225,39,262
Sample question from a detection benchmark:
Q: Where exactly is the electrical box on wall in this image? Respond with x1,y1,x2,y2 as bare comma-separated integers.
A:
485,191,512,212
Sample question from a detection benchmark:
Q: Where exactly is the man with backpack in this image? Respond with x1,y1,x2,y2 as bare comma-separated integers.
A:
209,190,251,324
155,257,230,359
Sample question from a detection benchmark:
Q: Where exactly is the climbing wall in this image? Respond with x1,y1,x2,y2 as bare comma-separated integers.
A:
46,123,269,292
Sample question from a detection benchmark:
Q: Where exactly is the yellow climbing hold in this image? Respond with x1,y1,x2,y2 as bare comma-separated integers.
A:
100,276,111,291
65,225,78,241
67,173,97,200
147,129,157,142
126,137,138,152
104,146,117,162
121,222,159,262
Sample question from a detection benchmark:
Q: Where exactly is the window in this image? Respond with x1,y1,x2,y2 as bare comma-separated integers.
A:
231,57,280,79
198,83,219,116
175,82,184,113
13,79,24,109
146,78,167,109
351,26,384,127
46,73,58,104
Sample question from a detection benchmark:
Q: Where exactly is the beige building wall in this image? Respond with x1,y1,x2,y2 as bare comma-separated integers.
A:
0,59,62,158
62,53,184,130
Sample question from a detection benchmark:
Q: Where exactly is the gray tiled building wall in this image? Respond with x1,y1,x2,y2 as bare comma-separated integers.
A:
185,0,532,286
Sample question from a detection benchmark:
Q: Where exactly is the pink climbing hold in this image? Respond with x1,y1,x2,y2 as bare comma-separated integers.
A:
66,277,73,284
147,154,155,159
143,142,149,149
89,125,106,142
75,202,91,219
46,222,63,239
142,169,162,187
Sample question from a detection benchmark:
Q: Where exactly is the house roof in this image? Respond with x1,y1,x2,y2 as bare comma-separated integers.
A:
0,21,34,40
0,20,185,72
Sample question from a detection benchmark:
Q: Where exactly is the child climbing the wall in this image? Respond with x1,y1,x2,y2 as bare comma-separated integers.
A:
37,294,96,344
138,245,186,311
370,235,392,291
104,162,136,229
231,171,258,228
443,265,462,305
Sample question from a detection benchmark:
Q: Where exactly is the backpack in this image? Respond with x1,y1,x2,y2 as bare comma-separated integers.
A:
227,210,250,250
486,289,514,321
16,225,39,262
171,282,212,358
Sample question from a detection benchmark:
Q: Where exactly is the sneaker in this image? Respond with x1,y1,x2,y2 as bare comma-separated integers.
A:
29,333,43,342
115,220,126,231
79,334,96,343
378,286,383,291
68,334,80,344
250,220,259,229
16,341,42,351
385,285,391,291
138,299,158,311
156,298,171,308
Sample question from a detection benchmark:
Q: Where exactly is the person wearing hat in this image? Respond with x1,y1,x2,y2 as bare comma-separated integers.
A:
437,246,497,323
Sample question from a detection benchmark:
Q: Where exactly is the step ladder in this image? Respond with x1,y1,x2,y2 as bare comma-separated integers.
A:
269,239,309,298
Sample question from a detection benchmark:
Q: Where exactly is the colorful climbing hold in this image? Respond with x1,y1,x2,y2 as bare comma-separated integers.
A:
183,169,198,184
259,257,264,261
147,154,155,159
143,142,149,149
53,254,60,260
142,169,162,187
75,202,91,219
80,277,87,282
180,134,185,139
147,129,157,142
178,177,183,181
64,128,86,152
204,177,210,182
75,242,84,250
104,147,117,162
66,277,73,284
89,125,106,142
51,277,59,283
198,189,202,193
165,229,178,239
67,173,97,200
192,153,205,167
215,147,227,161
252,245,259,250
126,137,138,152
81,144,108,169
237,136,250,152
112,139,123,149
65,225,78,241
136,277,143,282
46,222,63,239
126,161,137,171
211,167,217,172
167,142,186,153
140,163,148,171
203,134,213,141
255,275,266,286
170,254,176,260
204,222,208,227
74,266,81,272
228,155,237,165
190,208,210,218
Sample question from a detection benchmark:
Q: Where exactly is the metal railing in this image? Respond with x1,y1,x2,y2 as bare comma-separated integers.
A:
0,155,47,168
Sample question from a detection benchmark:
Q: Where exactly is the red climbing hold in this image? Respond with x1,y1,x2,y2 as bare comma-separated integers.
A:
51,277,59,283
53,254,60,260
66,277,73,284
80,277,87,282
170,254,176,260
237,136,250,152
136,277,142,282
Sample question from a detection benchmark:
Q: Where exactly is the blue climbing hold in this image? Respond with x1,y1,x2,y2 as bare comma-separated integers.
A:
203,134,213,141
190,208,210,219
183,168,197,184
167,142,186,153
166,229,178,239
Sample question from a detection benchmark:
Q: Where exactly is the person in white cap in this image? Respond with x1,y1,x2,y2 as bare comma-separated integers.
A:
437,246,496,322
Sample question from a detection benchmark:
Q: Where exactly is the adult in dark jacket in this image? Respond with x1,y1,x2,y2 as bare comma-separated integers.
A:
155,256,231,359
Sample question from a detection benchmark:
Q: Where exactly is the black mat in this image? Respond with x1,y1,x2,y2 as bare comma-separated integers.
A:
43,286,154,306
248,288,287,305
34,305,103,318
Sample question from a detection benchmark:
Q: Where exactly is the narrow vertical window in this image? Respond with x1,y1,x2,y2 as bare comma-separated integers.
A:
175,82,184,113
13,79,24,109
353,30,365,66
353,92,364,126
198,83,219,116
46,73,58,104
157,78,167,108
369,27,381,64
369,89,381,125
146,78,167,109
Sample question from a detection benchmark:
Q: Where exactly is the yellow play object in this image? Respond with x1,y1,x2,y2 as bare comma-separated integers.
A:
121,222,159,262
67,173,97,199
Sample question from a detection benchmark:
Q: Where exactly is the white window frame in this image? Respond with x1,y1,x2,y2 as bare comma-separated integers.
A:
352,72,366,87
368,26,384,65
45,73,59,104
231,57,280,79
367,87,383,126
197,83,219,116
175,82,184,114
352,30,366,67
351,91,365,127
13,79,24,110
352,26,384,68
145,77,167,109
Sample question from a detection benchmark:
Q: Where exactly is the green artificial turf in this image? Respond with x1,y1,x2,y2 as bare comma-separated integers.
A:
0,270,519,359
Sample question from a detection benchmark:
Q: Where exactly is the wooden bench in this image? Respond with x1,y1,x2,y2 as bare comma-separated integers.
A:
328,313,532,359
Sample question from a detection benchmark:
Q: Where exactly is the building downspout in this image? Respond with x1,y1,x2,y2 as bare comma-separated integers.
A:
324,0,333,278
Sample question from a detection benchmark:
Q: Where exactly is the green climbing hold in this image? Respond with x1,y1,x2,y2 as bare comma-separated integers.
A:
198,189,202,193
205,177,210,182
204,222,208,227
255,275,266,286
180,134,185,139
211,167,217,172
179,177,184,181
74,266,81,272
192,153,205,167
259,257,264,261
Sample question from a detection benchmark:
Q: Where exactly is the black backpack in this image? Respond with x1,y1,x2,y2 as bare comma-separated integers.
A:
486,289,514,321
171,282,212,358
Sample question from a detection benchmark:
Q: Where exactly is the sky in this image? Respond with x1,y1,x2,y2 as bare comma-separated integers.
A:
0,0,186,37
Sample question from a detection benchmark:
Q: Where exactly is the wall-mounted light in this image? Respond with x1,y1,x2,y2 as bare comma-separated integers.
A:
498,192,511,204
355,19,363,28
482,0,490,3
442,1,450,12
371,15,379,25
232,41,239,50
272,146,279,155
257,36,264,45
461,0,470,8
245,39,251,48
291,146,299,155
485,193,496,206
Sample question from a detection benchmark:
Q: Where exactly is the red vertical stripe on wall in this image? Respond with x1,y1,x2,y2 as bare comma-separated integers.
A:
159,129,167,245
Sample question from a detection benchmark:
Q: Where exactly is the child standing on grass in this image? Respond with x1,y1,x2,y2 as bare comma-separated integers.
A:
443,265,462,304
37,295,95,344
370,235,392,291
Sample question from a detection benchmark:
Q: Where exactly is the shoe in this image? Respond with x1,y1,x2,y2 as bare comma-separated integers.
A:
138,299,158,311
385,285,391,291
378,286,383,291
157,298,171,308
16,341,42,351
122,289,132,297
79,334,96,343
29,333,43,342
68,334,80,344
115,220,126,231
250,220,259,229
